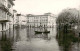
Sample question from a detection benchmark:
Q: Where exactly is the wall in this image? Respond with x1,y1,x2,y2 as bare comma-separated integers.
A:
6,22,9,30
13,12,17,25
9,16,13,28
8,0,13,14
0,9,6,20
0,23,2,31
0,0,15,31
19,15,27,26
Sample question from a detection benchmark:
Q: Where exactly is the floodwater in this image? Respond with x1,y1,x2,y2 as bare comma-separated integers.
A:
0,25,80,51
13,25,59,51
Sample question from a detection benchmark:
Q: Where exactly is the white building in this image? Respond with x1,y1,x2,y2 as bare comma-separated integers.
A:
16,14,27,27
27,13,56,27
8,0,15,29
19,14,27,26
13,10,17,26
0,0,15,31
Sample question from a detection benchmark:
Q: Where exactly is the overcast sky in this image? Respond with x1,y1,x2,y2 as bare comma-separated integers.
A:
13,0,80,15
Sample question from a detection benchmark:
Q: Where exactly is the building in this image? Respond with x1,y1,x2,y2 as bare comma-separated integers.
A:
19,14,27,26
13,10,17,27
8,0,15,29
27,13,56,28
16,14,27,27
0,0,15,31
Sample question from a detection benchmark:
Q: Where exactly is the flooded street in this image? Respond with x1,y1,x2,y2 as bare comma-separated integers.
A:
0,0,80,51
13,25,59,51
0,25,60,51
0,25,80,51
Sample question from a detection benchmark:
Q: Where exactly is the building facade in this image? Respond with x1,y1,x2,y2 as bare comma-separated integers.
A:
19,14,27,26
13,10,17,27
16,14,27,27
8,0,15,28
27,13,56,28
0,0,15,31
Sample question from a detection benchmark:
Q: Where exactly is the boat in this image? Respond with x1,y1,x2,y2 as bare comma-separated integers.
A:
35,31,42,34
35,30,50,34
35,26,50,34
43,31,50,33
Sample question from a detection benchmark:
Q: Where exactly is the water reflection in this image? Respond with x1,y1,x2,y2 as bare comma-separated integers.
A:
0,25,80,51
15,27,20,42
0,26,60,51
12,26,59,51
56,25,80,51
0,31,14,51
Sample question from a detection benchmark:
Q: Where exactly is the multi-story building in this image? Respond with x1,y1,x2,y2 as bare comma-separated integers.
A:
0,0,15,31
27,13,56,28
13,10,17,27
8,0,15,28
16,14,27,27
19,14,27,26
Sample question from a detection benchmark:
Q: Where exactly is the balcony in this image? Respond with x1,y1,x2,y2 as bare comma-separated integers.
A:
0,8,10,22
0,20,10,22
0,3,13,16
0,17,10,22
0,3,9,12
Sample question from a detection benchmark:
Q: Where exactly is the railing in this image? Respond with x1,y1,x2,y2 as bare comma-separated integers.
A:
0,16,10,22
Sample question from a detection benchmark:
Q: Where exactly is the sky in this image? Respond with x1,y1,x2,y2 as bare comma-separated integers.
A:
13,0,80,15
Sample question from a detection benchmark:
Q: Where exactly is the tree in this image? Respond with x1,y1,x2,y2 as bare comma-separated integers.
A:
56,8,79,39
56,8,79,25
56,8,80,51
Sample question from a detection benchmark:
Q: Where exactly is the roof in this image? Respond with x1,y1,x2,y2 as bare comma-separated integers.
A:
27,14,49,17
